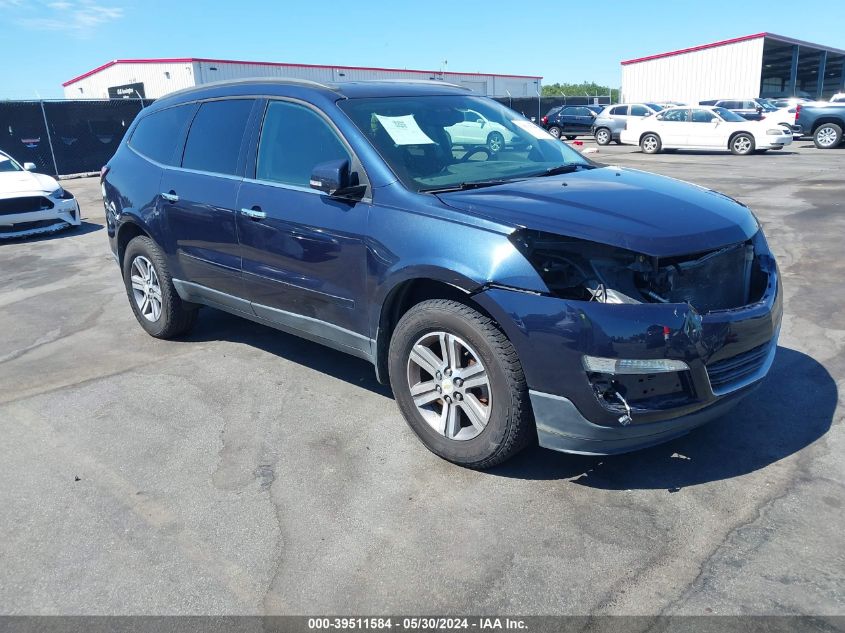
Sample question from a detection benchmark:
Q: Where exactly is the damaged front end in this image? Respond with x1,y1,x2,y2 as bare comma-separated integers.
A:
471,227,782,453
508,228,771,313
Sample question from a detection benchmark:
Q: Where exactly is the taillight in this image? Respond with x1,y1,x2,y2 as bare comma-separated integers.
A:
795,104,802,122
541,116,548,125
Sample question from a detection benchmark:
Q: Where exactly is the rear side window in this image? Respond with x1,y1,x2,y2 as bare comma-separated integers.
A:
630,105,649,116
256,101,351,188
182,99,254,176
610,105,627,115
129,105,194,165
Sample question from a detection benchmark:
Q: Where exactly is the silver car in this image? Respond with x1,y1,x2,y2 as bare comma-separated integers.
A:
591,103,664,145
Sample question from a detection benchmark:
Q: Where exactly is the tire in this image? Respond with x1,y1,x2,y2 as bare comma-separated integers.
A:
123,236,198,339
565,135,577,140
640,133,661,154
486,131,505,154
548,126,561,139
594,128,612,145
730,133,755,155
388,299,533,469
814,123,842,149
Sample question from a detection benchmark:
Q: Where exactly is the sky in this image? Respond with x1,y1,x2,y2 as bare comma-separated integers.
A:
1,0,844,99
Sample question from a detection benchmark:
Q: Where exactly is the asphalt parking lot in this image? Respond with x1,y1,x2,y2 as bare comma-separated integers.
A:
1,140,843,617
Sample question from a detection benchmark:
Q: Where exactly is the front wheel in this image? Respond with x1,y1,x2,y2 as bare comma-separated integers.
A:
123,236,198,338
640,133,661,154
814,123,842,149
388,299,533,469
486,131,505,154
730,133,755,155
594,128,612,145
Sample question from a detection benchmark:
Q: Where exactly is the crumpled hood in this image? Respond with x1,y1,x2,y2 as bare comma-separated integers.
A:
436,166,759,257
0,170,58,197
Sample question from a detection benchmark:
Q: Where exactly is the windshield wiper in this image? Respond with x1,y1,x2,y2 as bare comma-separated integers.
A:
422,179,512,194
535,163,594,177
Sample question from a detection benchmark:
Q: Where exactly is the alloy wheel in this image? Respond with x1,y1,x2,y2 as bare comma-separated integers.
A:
130,255,162,322
817,126,838,147
487,132,504,153
643,136,658,152
596,129,610,144
406,331,492,441
733,135,752,154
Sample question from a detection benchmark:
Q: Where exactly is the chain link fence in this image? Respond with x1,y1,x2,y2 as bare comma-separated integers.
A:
0,99,146,177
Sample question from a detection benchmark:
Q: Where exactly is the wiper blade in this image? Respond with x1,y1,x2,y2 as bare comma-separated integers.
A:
423,179,510,193
536,163,593,177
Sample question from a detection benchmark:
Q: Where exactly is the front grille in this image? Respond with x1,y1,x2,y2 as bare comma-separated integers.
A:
0,196,54,216
706,342,772,393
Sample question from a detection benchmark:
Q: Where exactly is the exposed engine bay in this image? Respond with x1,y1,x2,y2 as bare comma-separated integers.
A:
509,229,768,313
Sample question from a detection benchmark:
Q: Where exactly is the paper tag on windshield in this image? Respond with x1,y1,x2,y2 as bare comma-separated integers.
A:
511,119,553,139
375,114,435,145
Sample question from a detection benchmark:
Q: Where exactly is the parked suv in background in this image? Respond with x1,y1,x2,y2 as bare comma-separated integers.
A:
540,105,597,139
591,103,664,145
699,98,773,120
103,79,782,468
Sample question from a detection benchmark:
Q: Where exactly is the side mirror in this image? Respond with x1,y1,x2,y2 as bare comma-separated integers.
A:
310,159,350,195
24,162,36,171
711,118,720,124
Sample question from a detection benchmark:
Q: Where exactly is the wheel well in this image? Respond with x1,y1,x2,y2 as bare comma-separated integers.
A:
639,131,658,144
812,117,845,133
728,130,752,146
374,278,494,385
116,222,149,268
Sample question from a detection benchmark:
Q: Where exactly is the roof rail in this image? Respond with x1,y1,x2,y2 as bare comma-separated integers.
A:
159,76,339,100
359,79,471,90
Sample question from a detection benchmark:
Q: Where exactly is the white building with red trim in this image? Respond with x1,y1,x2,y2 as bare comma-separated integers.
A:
621,33,845,104
62,58,542,99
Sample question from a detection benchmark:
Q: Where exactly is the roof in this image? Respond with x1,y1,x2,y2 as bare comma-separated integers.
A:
62,57,542,87
154,78,475,104
621,32,845,66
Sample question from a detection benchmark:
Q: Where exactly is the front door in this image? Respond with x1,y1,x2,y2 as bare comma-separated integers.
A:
686,108,723,148
160,98,256,299
236,99,372,356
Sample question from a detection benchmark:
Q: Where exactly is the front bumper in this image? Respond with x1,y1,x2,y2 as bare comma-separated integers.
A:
0,195,81,239
473,257,782,455
756,133,794,149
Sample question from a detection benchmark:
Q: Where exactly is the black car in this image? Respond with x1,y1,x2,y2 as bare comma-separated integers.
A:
541,105,598,139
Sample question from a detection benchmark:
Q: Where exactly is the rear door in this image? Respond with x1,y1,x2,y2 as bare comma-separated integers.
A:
159,98,257,300
655,108,690,146
235,99,372,356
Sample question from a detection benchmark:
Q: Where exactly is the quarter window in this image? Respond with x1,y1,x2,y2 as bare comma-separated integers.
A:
129,104,194,165
182,99,254,176
256,101,351,188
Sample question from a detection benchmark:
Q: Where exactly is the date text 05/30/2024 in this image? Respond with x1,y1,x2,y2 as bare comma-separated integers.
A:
307,618,527,630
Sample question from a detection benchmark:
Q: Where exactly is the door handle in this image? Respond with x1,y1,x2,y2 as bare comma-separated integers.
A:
160,192,179,203
240,207,267,220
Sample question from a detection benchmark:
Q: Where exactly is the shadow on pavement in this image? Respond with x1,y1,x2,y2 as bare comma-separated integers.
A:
0,220,102,245
491,346,836,489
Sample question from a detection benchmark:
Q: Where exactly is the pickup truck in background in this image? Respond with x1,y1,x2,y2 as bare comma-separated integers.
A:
795,103,845,148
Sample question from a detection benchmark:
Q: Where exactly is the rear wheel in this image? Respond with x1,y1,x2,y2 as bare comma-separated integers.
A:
730,133,755,155
548,126,561,139
123,236,198,338
640,133,661,154
388,299,533,469
814,123,842,149
594,128,612,145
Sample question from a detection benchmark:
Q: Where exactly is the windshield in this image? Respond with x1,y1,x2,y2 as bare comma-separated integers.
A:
338,95,591,193
0,153,23,173
713,107,747,123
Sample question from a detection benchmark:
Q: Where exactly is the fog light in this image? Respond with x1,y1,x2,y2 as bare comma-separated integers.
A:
582,355,689,374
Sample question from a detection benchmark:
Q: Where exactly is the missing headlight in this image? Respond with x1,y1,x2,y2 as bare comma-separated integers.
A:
508,229,766,312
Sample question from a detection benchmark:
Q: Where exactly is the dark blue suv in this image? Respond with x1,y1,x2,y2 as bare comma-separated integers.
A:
102,79,782,468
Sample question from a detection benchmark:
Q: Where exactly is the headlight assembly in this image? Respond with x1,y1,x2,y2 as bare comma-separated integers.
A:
49,187,74,200
508,229,765,312
766,128,785,135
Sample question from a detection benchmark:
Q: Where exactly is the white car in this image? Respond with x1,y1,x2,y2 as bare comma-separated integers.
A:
620,106,794,155
0,151,80,239
831,93,845,103
445,109,518,154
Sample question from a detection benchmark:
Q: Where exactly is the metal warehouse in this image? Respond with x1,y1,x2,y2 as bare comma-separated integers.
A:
621,33,845,104
62,58,541,99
